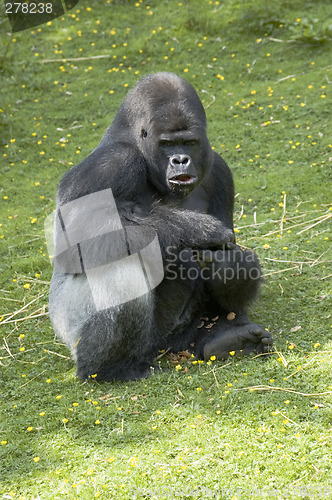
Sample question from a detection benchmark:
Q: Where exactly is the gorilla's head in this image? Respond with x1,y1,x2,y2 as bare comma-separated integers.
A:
109,73,214,199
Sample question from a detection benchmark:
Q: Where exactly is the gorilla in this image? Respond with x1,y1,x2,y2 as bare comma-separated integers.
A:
49,72,272,381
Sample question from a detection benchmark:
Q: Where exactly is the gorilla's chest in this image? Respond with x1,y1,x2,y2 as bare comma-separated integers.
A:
179,185,210,213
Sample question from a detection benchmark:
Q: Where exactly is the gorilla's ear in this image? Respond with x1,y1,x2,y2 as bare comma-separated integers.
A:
141,128,148,140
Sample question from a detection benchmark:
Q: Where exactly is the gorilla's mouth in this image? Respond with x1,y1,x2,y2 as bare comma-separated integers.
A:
169,174,198,186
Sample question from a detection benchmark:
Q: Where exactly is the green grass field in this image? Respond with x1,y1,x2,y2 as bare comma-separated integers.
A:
0,0,331,498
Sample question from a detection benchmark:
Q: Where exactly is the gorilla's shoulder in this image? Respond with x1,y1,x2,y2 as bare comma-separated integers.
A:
58,142,146,204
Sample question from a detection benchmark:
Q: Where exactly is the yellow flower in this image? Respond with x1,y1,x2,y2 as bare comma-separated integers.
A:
229,351,235,356
33,457,40,462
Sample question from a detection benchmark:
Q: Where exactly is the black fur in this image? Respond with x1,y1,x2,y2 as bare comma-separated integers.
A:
49,72,272,381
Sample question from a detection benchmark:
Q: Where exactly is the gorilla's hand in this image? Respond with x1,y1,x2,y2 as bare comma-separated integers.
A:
193,226,235,251
194,246,241,266
149,205,235,252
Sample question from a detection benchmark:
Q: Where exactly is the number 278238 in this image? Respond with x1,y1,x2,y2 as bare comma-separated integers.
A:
5,3,53,14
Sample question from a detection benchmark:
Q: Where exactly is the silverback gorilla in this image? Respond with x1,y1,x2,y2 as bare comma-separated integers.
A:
49,72,272,381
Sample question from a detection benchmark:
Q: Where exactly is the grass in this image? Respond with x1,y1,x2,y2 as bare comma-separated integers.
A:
0,0,331,498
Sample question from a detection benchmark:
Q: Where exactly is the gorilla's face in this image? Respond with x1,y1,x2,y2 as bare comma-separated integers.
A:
140,121,212,199
159,131,202,193
127,74,214,199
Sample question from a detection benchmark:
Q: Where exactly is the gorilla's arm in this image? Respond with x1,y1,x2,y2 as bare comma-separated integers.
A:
121,202,234,257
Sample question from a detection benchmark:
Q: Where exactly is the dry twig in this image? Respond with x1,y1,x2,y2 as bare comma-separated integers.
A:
234,385,332,397
38,55,111,63
0,295,44,324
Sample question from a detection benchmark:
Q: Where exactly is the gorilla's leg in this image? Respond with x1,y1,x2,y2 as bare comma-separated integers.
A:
75,296,157,381
195,246,273,359
50,273,158,381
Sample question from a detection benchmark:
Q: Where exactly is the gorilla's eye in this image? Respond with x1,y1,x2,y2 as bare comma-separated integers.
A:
184,140,198,146
159,139,174,147
141,129,148,140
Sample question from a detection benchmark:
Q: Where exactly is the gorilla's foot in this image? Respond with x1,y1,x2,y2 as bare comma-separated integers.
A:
202,323,273,360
